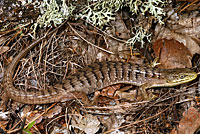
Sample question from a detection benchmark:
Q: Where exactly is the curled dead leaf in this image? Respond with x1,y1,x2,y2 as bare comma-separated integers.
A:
153,39,192,69
70,114,100,134
175,107,200,134
155,25,200,55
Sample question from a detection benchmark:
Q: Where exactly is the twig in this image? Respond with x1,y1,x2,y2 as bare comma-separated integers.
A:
103,106,170,134
67,22,114,55
179,0,200,12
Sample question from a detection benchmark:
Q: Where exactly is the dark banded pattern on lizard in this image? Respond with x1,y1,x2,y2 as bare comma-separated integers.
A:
2,29,198,106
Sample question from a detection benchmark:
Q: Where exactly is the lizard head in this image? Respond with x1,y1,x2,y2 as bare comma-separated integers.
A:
161,68,197,86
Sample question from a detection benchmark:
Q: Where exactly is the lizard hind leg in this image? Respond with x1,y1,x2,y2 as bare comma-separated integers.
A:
60,91,91,105
53,84,91,105
140,84,157,100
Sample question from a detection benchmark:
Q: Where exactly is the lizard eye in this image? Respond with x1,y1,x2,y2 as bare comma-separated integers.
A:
180,75,186,79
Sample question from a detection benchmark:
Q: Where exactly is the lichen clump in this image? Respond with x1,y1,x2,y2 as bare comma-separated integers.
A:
78,0,166,27
126,26,152,47
32,0,166,46
33,0,166,28
32,0,74,32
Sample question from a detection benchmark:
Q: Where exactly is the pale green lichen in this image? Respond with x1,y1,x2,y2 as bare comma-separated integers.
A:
31,0,166,46
32,0,74,35
126,26,151,47
123,0,166,47
77,0,124,27
128,0,143,14
78,5,115,28
33,0,165,28
126,0,166,24
77,0,165,47
34,0,74,27
141,0,166,24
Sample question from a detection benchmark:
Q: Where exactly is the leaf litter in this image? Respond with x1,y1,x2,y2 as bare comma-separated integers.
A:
0,0,200,133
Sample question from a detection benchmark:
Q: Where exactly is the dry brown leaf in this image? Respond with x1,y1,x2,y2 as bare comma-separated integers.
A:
26,111,43,125
153,39,192,69
101,84,121,97
51,126,68,134
100,114,125,133
21,106,43,125
71,114,100,134
171,107,200,134
116,90,139,101
43,105,62,118
110,14,130,40
155,26,200,56
105,13,131,61
167,15,200,38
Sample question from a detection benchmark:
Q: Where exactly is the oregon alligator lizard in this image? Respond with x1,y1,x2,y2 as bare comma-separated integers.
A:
2,29,198,106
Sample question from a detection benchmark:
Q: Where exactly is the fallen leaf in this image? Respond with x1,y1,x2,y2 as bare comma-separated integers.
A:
100,114,125,134
43,105,62,118
71,114,100,134
101,84,121,98
51,126,68,134
25,111,43,125
172,107,200,134
105,13,131,61
153,38,192,69
155,25,200,55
